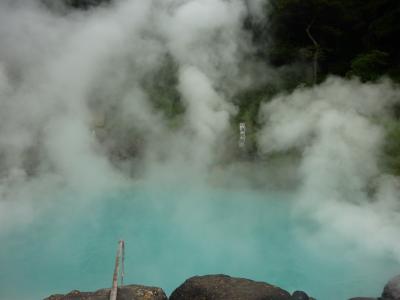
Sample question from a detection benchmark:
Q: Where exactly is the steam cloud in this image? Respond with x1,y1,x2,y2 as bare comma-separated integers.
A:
0,0,264,227
0,0,400,276
258,77,400,260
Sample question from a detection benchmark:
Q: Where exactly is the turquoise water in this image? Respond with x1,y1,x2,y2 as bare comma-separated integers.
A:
0,183,398,300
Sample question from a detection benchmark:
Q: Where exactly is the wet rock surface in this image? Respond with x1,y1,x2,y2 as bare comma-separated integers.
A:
169,274,291,300
44,284,167,300
349,274,400,300
291,291,309,300
45,273,400,300
383,275,400,300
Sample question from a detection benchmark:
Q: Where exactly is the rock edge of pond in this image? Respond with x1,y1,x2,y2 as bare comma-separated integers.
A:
45,273,400,300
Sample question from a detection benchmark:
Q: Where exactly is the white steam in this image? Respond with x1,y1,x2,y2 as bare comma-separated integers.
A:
0,0,261,231
259,77,400,260
1,0,400,278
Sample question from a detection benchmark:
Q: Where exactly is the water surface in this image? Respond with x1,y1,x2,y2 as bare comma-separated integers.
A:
0,184,398,299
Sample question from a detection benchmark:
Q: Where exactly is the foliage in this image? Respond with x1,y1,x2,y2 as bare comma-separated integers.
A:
59,0,400,169
254,0,400,83
349,50,389,82
142,55,185,123
232,84,278,155
383,120,400,176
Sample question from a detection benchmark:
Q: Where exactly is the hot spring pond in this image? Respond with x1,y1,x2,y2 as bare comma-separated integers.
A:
0,183,398,300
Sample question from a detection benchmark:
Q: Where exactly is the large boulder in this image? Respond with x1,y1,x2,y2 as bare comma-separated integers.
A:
44,284,167,300
382,275,400,300
169,274,291,300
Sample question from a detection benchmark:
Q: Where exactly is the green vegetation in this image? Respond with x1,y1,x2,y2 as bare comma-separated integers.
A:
349,50,389,82
383,120,400,176
64,0,400,174
244,0,400,173
232,84,278,155
252,0,400,83
142,55,185,125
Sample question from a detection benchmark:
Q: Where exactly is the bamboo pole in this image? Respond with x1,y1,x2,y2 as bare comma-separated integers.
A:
110,240,124,300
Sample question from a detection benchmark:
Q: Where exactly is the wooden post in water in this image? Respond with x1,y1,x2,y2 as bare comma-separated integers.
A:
110,240,125,300
120,240,125,286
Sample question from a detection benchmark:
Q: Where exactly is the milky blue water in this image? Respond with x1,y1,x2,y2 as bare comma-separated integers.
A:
0,184,398,300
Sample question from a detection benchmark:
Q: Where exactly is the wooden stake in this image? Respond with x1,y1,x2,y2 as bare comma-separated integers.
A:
110,240,124,300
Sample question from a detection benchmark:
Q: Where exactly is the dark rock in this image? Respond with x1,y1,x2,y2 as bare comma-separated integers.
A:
292,291,309,300
42,0,110,12
382,275,400,300
169,274,291,300
44,284,167,300
64,0,110,9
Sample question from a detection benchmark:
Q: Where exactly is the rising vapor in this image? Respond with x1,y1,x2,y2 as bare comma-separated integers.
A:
0,2,400,299
258,77,400,260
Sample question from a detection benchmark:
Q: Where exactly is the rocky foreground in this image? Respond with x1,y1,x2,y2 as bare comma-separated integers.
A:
45,284,167,300
45,274,400,300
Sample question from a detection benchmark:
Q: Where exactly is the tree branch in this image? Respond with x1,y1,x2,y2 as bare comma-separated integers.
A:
306,19,320,85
